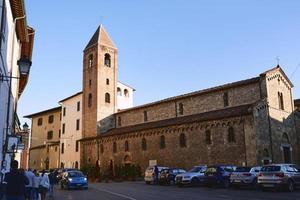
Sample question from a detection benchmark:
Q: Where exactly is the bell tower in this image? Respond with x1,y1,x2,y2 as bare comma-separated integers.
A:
82,25,118,138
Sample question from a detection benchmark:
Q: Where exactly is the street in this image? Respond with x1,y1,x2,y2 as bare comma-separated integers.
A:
54,182,300,200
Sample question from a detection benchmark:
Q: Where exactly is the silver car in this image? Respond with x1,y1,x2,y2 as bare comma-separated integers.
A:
175,166,207,186
257,164,300,192
230,166,261,187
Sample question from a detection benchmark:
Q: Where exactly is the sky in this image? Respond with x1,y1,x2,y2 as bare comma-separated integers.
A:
19,0,300,125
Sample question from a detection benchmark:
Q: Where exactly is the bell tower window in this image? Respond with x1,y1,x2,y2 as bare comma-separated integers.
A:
105,93,110,103
104,53,111,67
88,54,93,68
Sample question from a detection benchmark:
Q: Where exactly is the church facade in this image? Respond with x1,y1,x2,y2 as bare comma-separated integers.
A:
79,25,300,174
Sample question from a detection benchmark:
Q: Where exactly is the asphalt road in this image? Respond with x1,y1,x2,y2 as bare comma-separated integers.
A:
54,181,300,200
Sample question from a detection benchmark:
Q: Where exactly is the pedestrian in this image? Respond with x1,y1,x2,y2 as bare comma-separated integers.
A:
4,160,29,200
48,170,56,199
154,166,159,185
25,168,35,200
32,170,40,200
39,170,49,200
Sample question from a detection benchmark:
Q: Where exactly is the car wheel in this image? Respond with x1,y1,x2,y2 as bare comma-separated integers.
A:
223,179,230,188
191,178,199,187
287,180,294,192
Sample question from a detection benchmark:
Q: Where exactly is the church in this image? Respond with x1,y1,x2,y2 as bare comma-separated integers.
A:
26,25,300,173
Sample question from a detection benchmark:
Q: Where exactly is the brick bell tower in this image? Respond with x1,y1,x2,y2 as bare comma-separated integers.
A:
82,25,118,138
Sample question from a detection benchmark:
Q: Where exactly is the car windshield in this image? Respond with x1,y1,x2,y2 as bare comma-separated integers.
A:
189,167,205,173
261,166,281,172
235,167,251,172
69,171,84,177
206,167,217,173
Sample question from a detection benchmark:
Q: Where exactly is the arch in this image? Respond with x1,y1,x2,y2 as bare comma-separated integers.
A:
141,138,147,151
179,133,186,148
282,132,290,144
117,87,122,96
125,140,129,152
104,53,111,67
160,135,166,149
105,93,110,103
227,126,235,143
124,89,129,97
263,148,269,157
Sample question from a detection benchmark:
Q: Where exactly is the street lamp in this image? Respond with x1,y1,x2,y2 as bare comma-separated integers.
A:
22,122,29,132
17,58,32,75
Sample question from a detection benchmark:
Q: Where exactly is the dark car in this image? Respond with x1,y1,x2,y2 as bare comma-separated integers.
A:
202,165,236,188
60,170,88,190
159,168,186,185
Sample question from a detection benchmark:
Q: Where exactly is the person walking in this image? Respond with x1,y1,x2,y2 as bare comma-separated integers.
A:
25,169,35,200
4,160,29,200
39,170,49,200
32,170,40,200
154,166,159,185
48,170,56,199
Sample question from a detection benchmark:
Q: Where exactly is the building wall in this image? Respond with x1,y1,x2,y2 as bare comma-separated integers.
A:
60,93,82,169
29,147,46,170
117,82,134,110
116,82,261,128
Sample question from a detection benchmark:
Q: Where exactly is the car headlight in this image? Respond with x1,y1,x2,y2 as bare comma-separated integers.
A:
84,177,87,181
68,178,73,182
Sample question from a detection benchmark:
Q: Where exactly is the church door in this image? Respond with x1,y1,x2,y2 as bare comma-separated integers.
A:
283,146,291,163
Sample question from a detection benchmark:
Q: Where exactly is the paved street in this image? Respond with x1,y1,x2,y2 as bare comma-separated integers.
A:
54,181,300,200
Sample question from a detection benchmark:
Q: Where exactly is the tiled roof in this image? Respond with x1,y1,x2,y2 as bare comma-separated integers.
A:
24,106,61,118
80,103,252,142
59,91,82,103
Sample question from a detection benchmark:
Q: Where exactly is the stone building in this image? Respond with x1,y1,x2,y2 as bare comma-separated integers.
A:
79,26,300,174
25,107,61,170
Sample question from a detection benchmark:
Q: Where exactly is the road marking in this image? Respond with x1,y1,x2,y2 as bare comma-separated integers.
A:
92,187,137,200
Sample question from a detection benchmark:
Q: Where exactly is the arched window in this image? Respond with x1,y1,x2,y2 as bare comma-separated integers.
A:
125,140,129,152
113,142,117,153
205,130,212,145
228,127,235,143
88,54,93,68
105,93,110,103
179,133,186,148
160,135,166,149
104,53,111,67
106,79,109,85
223,92,229,107
282,133,290,144
124,89,129,97
178,103,184,115
88,93,92,107
142,138,147,151
117,87,122,96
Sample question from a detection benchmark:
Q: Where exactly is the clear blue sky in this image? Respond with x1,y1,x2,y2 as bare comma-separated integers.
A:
19,0,300,124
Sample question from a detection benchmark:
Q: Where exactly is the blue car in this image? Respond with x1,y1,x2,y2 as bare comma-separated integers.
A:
60,170,88,190
202,165,236,188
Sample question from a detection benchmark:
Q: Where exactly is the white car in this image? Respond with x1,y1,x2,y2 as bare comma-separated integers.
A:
175,166,207,186
144,166,168,184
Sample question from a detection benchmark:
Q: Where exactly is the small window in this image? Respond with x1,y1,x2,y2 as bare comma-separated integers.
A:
142,138,147,151
117,87,122,96
178,103,184,115
125,140,129,152
77,101,80,111
62,123,65,134
105,93,110,103
55,146,57,152
63,107,66,116
75,141,79,152
89,79,92,87
179,133,186,148
124,89,129,97
223,92,229,107
48,115,54,124
47,131,53,140
117,116,121,126
88,54,93,68
59,129,61,138
61,143,64,154
100,144,104,154
88,93,92,107
106,78,109,85
278,92,284,110
228,127,236,143
160,135,166,149
76,119,80,131
113,142,117,153
144,111,148,122
205,130,212,145
37,118,43,126
104,53,111,67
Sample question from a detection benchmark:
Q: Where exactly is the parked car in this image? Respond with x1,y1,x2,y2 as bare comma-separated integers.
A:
230,166,261,188
202,165,236,188
144,166,168,184
60,170,88,190
159,168,186,185
175,166,207,186
257,164,300,192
